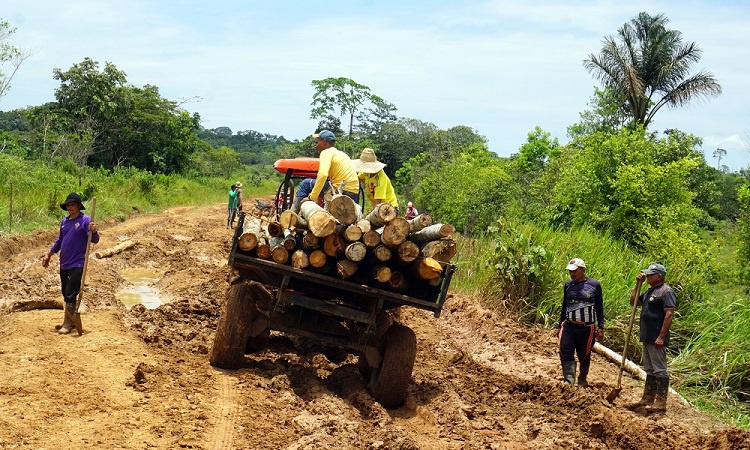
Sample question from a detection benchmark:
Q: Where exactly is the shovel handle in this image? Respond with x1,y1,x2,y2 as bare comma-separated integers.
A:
616,286,641,388
74,197,96,335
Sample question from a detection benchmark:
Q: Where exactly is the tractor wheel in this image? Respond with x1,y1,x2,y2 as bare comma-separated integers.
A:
369,324,417,409
357,311,394,381
245,328,270,353
209,281,262,369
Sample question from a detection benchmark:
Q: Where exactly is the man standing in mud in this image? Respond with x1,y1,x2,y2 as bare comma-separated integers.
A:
557,258,604,387
42,192,99,334
628,263,675,414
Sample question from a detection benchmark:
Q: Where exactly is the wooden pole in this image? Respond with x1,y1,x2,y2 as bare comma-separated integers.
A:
74,197,96,335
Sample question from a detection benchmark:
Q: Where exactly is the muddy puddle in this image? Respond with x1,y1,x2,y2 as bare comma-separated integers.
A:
117,268,163,309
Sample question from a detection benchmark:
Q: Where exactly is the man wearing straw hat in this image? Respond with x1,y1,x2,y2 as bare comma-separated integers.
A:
352,147,399,214
41,192,100,334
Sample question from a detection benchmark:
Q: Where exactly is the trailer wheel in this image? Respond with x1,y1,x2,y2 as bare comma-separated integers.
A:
369,324,417,409
357,311,394,380
245,328,270,353
209,281,262,369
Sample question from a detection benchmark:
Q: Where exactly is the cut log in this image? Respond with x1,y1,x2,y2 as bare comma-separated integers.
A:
395,240,420,264
300,201,336,238
344,241,367,262
309,249,327,268
291,249,310,269
356,218,372,233
419,239,457,264
282,229,298,251
279,210,307,229
238,216,264,251
328,194,361,226
362,230,382,248
338,224,363,242
371,265,392,283
302,231,319,250
381,217,410,248
388,271,405,290
373,244,392,262
95,240,136,259
336,259,358,279
323,233,345,258
410,223,455,243
408,214,433,233
271,246,289,265
255,236,271,259
267,221,284,237
365,203,397,227
411,257,443,280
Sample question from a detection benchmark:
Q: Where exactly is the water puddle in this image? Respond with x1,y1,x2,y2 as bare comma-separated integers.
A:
117,268,163,309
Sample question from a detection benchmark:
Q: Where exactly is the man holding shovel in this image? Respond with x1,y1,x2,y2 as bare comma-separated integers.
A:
41,192,99,334
627,263,676,413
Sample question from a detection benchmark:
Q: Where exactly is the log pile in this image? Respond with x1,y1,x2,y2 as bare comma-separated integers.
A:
236,197,456,299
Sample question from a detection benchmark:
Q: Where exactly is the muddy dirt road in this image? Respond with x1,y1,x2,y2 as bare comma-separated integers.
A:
1,203,748,449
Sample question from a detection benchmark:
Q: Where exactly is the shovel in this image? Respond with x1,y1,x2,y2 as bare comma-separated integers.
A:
73,197,96,336
606,286,640,403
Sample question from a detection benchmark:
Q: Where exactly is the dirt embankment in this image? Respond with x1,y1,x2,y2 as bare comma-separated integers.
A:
1,203,748,450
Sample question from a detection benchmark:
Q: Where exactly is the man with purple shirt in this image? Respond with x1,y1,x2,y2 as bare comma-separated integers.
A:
42,192,100,334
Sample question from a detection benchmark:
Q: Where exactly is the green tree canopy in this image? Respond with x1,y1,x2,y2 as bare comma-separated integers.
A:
584,12,721,128
310,77,396,136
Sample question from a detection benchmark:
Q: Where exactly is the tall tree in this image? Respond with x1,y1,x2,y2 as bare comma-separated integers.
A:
584,12,721,128
310,77,394,136
0,19,32,101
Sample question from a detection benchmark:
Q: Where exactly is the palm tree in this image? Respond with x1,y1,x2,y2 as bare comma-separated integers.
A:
584,12,721,128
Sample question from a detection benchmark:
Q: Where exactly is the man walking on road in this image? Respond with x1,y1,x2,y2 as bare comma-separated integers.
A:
628,263,676,414
558,258,604,387
41,192,100,334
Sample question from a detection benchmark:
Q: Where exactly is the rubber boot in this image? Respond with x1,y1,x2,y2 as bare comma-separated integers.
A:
58,302,75,334
627,375,657,410
646,376,669,413
562,361,576,385
577,360,590,387
291,195,302,214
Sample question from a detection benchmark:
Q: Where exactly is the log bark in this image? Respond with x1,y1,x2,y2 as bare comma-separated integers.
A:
365,203,397,227
373,244,392,262
336,259,358,279
282,229,297,251
95,240,136,259
344,241,367,262
388,271,405,290
291,249,310,269
411,257,443,280
362,230,382,248
408,214,433,232
309,249,327,268
328,194,360,226
255,236,271,259
302,231,319,250
370,265,392,283
238,216,264,251
267,221,284,237
395,240,420,264
271,246,289,265
419,239,457,264
300,201,336,238
381,217,410,248
410,223,455,243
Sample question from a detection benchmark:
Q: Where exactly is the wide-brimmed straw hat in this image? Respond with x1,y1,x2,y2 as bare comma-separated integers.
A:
352,148,386,173
234,181,243,188
59,192,85,210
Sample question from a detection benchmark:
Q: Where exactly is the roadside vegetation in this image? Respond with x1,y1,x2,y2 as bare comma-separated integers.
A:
1,11,748,427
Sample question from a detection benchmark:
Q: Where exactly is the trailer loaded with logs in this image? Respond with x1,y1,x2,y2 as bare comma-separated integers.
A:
209,159,456,408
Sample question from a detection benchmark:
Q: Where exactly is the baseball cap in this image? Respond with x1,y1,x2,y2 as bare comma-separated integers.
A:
312,130,336,142
566,258,586,271
641,263,666,276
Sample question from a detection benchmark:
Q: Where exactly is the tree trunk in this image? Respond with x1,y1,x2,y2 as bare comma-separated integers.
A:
338,223,363,242
279,210,307,229
344,241,367,262
419,238,457,264
381,217,410,247
365,203,397,227
373,244,392,262
411,257,443,280
95,239,136,259
362,230,382,248
291,249,310,269
371,265,392,283
336,259,358,279
300,201,337,238
238,216,263,251
309,249,327,268
323,233,345,258
410,223,455,243
255,236,271,259
356,218,372,233
302,231,319,250
395,240,420,264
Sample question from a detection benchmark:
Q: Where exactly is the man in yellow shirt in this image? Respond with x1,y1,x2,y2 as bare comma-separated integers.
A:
305,130,359,204
352,148,399,214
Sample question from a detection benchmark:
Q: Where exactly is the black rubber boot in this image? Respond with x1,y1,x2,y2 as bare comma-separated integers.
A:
646,376,669,413
562,361,576,385
627,375,657,410
577,360,590,387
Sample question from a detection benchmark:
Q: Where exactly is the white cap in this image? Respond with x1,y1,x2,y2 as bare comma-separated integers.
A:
566,258,586,271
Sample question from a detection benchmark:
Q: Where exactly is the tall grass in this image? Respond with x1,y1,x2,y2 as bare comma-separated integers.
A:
451,218,750,428
0,154,279,236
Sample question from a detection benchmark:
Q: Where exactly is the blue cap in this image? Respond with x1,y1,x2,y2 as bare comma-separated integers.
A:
313,130,336,142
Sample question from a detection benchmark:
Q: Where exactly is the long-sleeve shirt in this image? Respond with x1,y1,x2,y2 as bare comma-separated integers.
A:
559,277,604,329
309,147,359,201
358,170,398,207
49,213,100,270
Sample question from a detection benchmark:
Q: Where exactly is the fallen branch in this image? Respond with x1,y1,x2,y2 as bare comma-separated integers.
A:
95,240,136,259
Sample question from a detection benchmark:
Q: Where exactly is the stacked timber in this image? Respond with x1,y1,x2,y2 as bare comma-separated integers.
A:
235,201,455,299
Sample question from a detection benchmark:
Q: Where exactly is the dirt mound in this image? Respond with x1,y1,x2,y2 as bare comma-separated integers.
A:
1,202,748,449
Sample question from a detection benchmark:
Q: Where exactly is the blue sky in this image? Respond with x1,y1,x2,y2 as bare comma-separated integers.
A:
2,0,749,170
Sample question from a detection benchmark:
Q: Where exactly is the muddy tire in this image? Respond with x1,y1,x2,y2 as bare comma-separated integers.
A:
357,311,394,380
209,281,260,369
369,324,417,409
245,328,270,353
